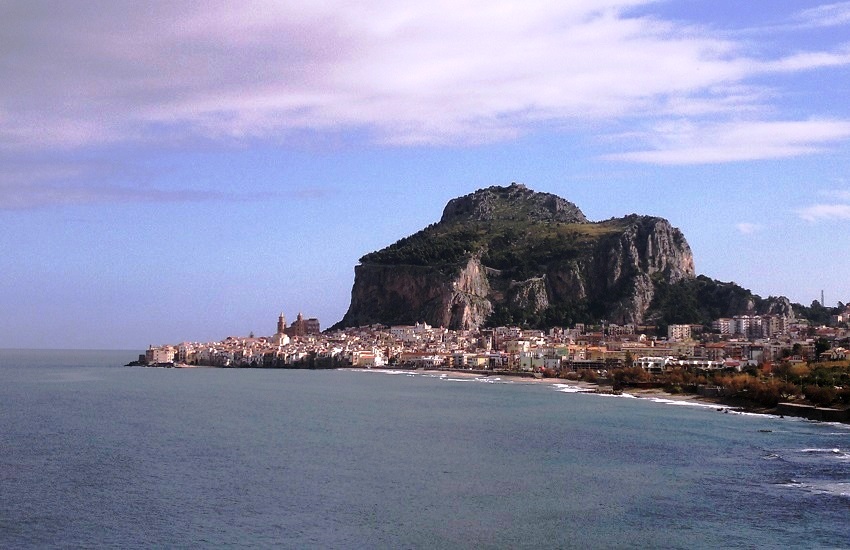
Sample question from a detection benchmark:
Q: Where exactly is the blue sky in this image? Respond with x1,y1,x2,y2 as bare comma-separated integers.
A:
2,1,850,349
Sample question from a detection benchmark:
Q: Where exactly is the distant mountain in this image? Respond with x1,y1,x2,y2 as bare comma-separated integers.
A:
337,182,742,330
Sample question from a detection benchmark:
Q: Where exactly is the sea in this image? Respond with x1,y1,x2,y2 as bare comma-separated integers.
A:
2,349,849,549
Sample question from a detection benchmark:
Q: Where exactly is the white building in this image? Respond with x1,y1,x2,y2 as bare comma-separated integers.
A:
146,345,176,364
713,318,733,335
667,324,692,342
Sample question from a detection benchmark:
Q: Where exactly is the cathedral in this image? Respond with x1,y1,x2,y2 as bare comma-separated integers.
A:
272,311,321,344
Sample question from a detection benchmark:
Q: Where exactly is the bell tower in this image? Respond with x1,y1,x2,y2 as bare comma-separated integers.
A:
277,312,286,335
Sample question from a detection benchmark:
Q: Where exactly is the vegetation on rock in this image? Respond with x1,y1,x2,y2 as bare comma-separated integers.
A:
340,183,804,331
645,275,791,331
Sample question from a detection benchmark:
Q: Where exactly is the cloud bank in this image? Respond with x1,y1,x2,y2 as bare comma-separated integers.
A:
2,0,850,209
605,119,850,164
2,2,849,150
0,182,231,211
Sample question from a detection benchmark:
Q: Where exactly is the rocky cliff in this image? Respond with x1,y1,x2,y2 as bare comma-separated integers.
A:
337,183,697,329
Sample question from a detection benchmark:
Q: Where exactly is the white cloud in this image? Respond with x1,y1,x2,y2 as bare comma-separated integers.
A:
1,0,849,153
735,222,762,235
762,48,850,72
149,2,758,146
795,1,850,27
0,182,223,210
797,203,850,222
605,119,850,164
818,188,850,200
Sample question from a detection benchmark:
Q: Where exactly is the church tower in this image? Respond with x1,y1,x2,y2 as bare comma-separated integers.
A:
272,312,290,346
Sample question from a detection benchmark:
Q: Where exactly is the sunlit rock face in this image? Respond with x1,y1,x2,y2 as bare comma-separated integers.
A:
337,183,695,330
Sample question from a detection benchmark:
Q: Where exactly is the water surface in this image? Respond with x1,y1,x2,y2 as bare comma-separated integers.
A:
1,350,848,548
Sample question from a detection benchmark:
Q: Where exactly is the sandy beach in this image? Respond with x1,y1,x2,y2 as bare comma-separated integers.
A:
432,370,733,408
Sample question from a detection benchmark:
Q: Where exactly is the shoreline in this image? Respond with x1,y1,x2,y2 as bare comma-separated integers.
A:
463,372,840,421
134,363,845,423
351,367,735,405
351,368,795,419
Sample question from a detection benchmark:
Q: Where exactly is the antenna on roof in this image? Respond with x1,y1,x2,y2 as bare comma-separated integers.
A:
822,289,825,306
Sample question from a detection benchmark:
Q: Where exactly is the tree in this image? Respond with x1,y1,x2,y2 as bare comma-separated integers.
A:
804,384,836,406
815,338,831,360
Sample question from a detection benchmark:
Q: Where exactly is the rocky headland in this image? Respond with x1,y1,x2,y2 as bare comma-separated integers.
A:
336,183,785,331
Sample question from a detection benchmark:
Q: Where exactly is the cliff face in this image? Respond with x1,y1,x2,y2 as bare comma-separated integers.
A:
342,257,492,330
337,184,697,329
588,216,695,324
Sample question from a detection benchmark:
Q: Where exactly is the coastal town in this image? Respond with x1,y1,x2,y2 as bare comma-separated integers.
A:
137,306,850,421
141,309,849,376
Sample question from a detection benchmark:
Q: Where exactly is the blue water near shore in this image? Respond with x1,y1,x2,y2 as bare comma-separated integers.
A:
2,349,849,548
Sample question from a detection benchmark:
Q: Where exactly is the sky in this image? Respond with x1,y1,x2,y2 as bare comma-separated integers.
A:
2,1,850,350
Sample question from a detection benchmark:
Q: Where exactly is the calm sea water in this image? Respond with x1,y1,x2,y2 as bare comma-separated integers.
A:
1,349,849,549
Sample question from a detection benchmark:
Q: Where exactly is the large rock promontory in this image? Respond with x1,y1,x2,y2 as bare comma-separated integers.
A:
337,183,699,329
